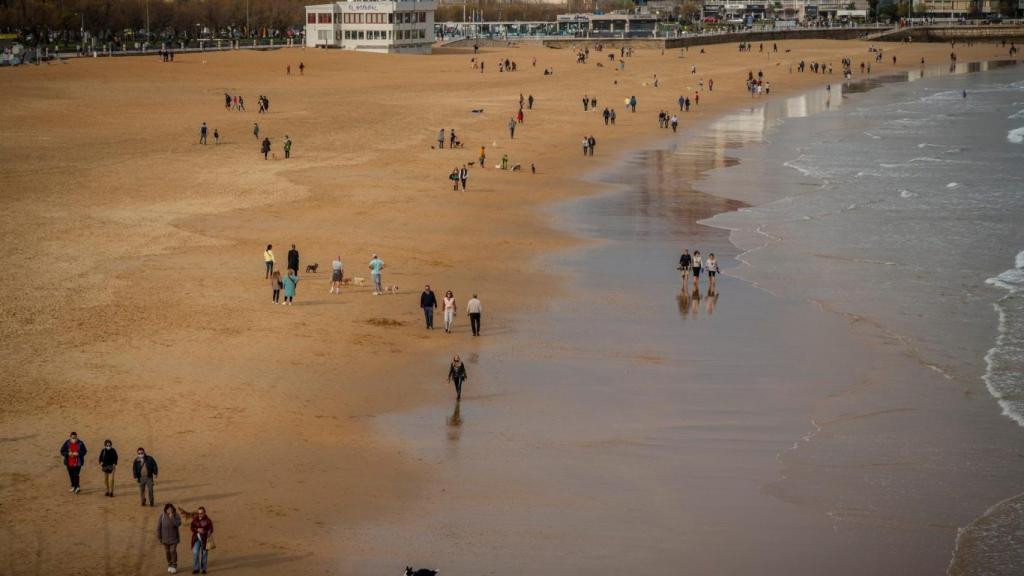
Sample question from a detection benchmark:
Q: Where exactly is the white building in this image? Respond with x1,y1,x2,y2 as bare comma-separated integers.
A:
305,0,436,54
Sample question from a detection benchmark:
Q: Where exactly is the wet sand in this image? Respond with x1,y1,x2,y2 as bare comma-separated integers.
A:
0,41,1017,575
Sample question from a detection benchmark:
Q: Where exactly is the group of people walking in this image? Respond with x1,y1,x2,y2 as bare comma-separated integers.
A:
678,249,720,292
264,245,389,303
58,433,214,574
419,286,482,336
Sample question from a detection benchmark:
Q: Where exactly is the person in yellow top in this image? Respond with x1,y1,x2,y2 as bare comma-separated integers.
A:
264,244,275,278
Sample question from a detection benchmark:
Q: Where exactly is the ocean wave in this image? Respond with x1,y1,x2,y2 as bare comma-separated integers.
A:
1009,109,1024,120
899,189,917,198
1008,127,1024,144
947,182,960,188
982,250,1024,429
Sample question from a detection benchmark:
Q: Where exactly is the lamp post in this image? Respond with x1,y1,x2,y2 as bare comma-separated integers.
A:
146,0,150,41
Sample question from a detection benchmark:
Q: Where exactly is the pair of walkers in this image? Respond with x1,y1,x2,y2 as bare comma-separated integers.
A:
678,249,719,292
157,504,215,574
421,287,482,336
60,433,159,504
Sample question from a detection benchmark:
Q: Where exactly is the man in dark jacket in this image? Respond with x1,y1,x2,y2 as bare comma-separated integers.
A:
60,432,87,494
98,439,119,497
190,507,214,574
133,447,159,506
157,503,182,573
287,244,299,275
420,285,438,329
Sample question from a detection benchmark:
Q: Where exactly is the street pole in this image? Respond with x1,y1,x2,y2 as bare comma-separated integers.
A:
146,0,150,41
246,0,251,38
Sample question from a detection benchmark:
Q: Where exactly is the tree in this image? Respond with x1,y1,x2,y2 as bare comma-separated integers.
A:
680,0,701,21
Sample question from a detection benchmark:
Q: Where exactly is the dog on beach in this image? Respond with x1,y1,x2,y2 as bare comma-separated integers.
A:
305,263,319,273
342,277,366,287
404,568,438,576
384,285,399,294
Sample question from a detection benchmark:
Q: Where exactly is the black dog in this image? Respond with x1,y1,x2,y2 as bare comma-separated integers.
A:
305,263,319,273
405,567,438,576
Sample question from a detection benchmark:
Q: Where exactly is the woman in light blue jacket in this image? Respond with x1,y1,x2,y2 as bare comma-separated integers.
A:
282,269,299,305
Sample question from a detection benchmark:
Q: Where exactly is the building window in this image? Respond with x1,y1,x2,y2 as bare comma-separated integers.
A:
307,13,316,24
317,12,332,24
388,13,394,23
419,12,427,22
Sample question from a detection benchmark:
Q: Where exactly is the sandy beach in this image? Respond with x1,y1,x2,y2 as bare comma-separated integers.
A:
0,39,1018,575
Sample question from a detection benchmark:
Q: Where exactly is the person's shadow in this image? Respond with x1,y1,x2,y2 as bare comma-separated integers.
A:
447,400,463,443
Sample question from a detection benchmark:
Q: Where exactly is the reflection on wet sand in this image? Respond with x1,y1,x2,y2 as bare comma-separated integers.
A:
676,288,719,319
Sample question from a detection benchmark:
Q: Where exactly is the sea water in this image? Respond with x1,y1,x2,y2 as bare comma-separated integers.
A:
701,62,1024,574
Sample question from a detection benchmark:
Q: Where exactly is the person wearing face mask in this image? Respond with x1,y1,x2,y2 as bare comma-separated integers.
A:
133,447,159,507
98,439,119,497
157,503,182,574
190,507,214,574
59,431,88,494
447,355,468,401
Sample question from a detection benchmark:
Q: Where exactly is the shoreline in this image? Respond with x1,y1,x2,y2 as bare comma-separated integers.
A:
1,41,1019,574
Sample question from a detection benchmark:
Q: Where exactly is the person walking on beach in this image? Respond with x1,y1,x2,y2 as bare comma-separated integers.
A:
213,129,219,144
271,270,282,304
671,115,679,133
282,269,299,305
253,122,260,140
508,117,516,140
459,164,469,191
692,250,703,291
60,432,87,494
330,256,344,294
224,93,231,110
299,62,305,75
707,253,720,292
528,94,534,109
587,135,596,156
287,244,299,275
610,109,616,125
199,123,208,145
261,137,271,160
678,249,692,287
443,290,457,333
421,285,437,329
467,293,482,336
450,167,460,191
133,447,158,507
368,254,385,295
438,128,445,149
264,244,275,278
603,107,610,125
450,129,457,148
238,95,245,111
479,146,487,168
190,507,214,574
582,136,589,156
629,95,637,113
283,135,292,159
157,503,182,574
98,439,118,497
448,355,467,401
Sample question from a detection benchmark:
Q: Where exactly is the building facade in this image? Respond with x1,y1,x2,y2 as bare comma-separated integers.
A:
305,0,436,54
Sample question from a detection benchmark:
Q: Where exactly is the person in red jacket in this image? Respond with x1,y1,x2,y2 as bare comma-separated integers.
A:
59,432,87,494
190,507,214,574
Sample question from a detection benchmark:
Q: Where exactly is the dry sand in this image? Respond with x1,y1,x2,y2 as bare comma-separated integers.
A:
0,39,1011,575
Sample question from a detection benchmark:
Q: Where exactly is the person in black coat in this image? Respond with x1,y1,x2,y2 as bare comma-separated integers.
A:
98,439,119,497
287,244,299,275
59,432,87,494
447,355,467,401
133,448,159,506
420,285,438,329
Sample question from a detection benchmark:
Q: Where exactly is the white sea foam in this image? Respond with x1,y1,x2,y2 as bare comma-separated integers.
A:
983,250,1024,428
947,182,960,188
1008,126,1024,144
1009,109,1024,120
899,189,917,198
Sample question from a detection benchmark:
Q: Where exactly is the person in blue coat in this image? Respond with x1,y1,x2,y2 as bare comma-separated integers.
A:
282,269,299,305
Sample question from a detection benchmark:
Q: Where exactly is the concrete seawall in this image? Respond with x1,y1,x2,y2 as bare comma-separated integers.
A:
438,25,1023,51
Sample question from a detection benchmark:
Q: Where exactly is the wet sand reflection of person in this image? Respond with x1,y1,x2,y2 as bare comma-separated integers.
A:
447,401,462,443
706,289,719,315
